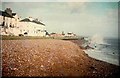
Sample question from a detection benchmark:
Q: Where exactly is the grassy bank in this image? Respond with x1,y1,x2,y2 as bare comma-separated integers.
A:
1,35,79,40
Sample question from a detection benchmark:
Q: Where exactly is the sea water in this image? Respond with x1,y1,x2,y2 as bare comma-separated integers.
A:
83,37,119,66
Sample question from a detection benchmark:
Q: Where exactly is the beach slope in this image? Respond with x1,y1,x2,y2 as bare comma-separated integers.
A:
2,39,119,77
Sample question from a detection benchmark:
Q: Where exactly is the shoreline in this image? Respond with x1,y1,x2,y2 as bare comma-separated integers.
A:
2,39,120,77
67,39,119,65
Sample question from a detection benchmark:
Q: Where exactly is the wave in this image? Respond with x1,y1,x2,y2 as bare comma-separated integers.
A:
82,34,119,66
85,34,111,49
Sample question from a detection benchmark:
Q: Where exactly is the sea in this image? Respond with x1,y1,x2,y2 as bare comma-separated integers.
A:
82,36,119,66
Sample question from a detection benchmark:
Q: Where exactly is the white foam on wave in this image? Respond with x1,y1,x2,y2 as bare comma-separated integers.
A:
83,34,119,66
84,49,119,66
90,34,105,44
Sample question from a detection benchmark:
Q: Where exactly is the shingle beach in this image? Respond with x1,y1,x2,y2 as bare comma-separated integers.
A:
2,39,119,77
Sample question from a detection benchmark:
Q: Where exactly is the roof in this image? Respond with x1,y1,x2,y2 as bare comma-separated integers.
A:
0,10,16,18
20,18,45,26
12,13,16,16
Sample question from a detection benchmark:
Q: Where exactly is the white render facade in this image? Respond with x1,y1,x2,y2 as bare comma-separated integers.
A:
0,17,46,36
0,8,46,36
0,15,19,36
18,21,46,36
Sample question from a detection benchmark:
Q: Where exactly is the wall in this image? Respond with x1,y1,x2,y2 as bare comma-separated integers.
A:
18,22,46,36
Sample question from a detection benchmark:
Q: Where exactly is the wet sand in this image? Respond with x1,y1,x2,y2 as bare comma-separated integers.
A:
2,39,119,77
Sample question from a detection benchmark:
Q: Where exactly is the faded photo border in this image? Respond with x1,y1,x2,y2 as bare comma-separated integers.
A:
0,0,119,77
1,0,120,2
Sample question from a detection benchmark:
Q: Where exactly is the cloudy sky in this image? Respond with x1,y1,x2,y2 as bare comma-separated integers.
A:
1,1,118,38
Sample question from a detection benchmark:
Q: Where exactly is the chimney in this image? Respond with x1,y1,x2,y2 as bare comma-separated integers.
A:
28,16,33,21
5,8,12,16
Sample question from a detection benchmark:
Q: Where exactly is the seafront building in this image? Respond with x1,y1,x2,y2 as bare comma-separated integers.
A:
0,8,46,36
0,8,20,36
19,17,46,36
49,32,77,38
0,8,77,37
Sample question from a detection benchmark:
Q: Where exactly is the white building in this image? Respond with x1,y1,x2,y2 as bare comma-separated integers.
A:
0,8,46,36
18,17,46,36
65,32,76,37
0,8,18,36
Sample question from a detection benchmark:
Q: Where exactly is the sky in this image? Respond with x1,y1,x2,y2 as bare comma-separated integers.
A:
1,1,119,38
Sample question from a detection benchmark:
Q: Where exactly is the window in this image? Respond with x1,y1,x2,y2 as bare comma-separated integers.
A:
24,32,28,35
10,24,12,27
27,30,29,33
2,22,5,26
20,30,22,32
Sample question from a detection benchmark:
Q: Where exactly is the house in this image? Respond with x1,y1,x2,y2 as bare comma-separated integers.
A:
50,32,64,38
65,32,76,37
0,8,46,36
0,8,20,35
18,17,46,36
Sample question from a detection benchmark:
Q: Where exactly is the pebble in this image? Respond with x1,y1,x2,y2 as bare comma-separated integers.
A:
41,65,44,68
10,67,18,71
93,70,97,74
2,40,118,77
